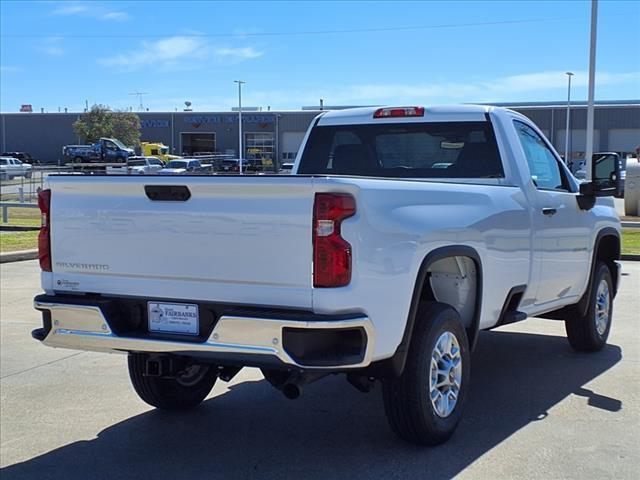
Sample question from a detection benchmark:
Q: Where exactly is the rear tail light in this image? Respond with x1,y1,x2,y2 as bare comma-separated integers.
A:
373,106,425,118
313,193,356,287
37,189,51,272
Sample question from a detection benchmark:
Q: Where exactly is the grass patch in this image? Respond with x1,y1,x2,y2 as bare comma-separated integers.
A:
622,229,640,255
1,224,637,256
1,207,41,226
0,231,38,253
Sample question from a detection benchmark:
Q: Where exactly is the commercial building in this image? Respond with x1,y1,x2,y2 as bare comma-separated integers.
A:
1,100,638,165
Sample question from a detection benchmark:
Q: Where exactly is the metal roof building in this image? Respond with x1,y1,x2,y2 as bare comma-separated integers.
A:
1,100,638,165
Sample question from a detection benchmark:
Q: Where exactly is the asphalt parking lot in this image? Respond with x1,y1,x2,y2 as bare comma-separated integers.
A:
1,260,638,480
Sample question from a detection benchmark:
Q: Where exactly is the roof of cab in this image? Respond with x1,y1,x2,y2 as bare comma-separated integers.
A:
316,104,512,126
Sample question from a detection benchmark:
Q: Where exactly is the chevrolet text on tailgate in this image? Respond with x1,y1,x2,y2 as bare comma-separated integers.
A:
32,105,621,445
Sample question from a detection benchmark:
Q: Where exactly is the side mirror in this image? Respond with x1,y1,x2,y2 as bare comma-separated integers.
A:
577,153,622,209
579,154,621,197
591,153,622,197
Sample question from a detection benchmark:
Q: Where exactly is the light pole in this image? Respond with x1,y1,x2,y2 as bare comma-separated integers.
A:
564,72,574,165
585,0,598,182
234,80,246,173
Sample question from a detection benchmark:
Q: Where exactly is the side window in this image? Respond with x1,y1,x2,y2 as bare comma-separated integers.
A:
514,121,566,191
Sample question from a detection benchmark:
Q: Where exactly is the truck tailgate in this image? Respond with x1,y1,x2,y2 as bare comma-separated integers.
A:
47,176,315,308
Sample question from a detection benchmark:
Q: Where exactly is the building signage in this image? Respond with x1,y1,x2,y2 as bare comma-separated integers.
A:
184,115,275,128
141,119,170,128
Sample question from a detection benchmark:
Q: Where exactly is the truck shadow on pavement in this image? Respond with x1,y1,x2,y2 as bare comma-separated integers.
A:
2,330,622,480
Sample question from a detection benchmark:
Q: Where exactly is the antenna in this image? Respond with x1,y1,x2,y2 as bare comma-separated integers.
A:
129,91,149,111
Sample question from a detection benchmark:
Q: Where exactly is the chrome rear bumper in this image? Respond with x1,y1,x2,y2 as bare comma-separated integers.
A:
34,299,375,370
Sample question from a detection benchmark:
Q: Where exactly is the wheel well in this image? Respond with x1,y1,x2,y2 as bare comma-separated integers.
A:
596,234,620,292
361,246,482,379
420,255,480,345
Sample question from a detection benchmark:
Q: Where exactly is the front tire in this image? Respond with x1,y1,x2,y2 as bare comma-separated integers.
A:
128,354,218,410
382,302,471,446
565,261,613,352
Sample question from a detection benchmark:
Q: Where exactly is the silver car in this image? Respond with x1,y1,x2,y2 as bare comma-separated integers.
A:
0,157,33,180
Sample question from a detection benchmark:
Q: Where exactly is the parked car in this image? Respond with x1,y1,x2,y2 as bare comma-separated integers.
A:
107,156,164,175
279,163,294,174
218,158,240,173
158,159,209,175
0,156,33,180
31,105,621,446
2,151,38,165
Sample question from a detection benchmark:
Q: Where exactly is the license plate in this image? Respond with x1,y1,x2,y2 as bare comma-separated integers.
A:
148,302,199,335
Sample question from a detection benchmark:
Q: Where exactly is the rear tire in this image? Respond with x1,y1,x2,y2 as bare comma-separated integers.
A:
565,261,613,352
128,353,218,410
382,302,471,446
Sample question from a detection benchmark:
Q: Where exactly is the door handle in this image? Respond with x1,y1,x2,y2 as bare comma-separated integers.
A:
542,207,557,216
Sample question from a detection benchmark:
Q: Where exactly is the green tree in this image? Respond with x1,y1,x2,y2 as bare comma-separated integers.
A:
73,105,141,147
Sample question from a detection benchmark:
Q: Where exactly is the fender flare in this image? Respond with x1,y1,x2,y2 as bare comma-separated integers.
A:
576,227,621,315
364,245,483,378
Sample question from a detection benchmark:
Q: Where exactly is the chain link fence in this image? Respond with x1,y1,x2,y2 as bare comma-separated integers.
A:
0,166,72,204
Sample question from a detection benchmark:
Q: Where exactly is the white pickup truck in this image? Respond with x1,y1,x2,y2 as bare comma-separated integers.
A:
31,105,621,446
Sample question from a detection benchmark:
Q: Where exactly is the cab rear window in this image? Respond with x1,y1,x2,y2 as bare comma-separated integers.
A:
297,121,504,178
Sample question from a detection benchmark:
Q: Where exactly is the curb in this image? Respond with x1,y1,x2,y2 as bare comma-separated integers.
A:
0,249,38,263
621,222,640,229
621,253,640,261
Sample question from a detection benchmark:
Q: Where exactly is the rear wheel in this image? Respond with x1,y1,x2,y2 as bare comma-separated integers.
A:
128,353,218,410
565,261,613,352
382,302,471,446
73,156,83,164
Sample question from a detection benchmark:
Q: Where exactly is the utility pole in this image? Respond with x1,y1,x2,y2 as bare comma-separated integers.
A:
129,91,149,112
234,80,246,173
585,0,598,182
564,72,574,165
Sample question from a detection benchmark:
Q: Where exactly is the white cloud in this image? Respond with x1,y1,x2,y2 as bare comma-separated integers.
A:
50,2,131,21
224,71,640,109
101,11,130,22
215,46,263,61
300,71,640,105
99,36,263,71
85,70,640,111
51,3,88,16
485,71,640,94
38,37,65,57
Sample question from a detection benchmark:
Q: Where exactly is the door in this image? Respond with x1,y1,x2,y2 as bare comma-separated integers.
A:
514,121,591,306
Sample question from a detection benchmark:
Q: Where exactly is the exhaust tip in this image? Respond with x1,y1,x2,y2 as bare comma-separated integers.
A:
282,383,300,400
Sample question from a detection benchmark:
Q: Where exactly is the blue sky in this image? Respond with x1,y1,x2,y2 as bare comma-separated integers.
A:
1,0,638,112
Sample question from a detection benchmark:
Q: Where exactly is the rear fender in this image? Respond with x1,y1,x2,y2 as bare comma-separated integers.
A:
363,245,482,378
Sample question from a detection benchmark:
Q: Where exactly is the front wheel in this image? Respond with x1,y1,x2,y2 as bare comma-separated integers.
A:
382,302,471,446
25,171,32,179
565,261,613,352
128,354,218,410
